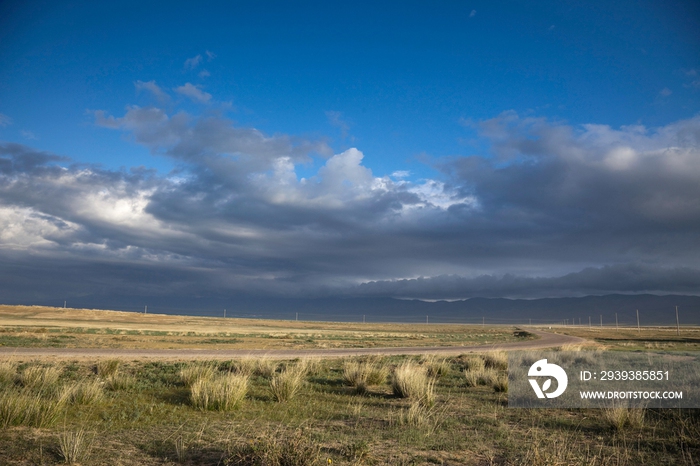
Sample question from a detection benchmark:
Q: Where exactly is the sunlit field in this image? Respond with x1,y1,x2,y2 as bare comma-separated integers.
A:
0,305,527,351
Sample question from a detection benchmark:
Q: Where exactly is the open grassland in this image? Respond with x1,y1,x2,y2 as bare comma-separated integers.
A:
0,305,529,350
0,354,698,465
548,326,700,352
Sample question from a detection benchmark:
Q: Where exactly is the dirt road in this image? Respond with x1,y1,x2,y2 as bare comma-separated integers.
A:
0,328,586,359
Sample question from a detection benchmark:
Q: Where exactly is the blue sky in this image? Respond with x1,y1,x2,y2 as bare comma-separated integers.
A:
1,0,699,307
2,0,698,175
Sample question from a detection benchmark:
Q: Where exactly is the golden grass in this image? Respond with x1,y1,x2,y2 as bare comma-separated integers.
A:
0,360,17,387
189,373,249,411
421,355,451,378
391,361,435,406
269,364,306,402
343,359,389,394
66,379,103,405
602,406,646,430
482,350,508,370
464,367,500,388
0,389,68,428
19,365,62,393
180,362,217,388
96,359,120,377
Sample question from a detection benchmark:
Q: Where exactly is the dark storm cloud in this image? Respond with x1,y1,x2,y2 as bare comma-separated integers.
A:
352,264,700,299
2,105,700,303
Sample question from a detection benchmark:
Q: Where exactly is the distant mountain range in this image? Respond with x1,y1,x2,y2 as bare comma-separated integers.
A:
28,293,700,325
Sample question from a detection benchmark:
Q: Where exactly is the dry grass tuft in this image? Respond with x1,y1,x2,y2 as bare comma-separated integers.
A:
0,389,68,428
269,364,306,402
482,351,508,370
492,373,508,393
254,358,279,378
180,363,217,388
343,360,389,394
104,372,135,391
559,343,583,352
422,355,451,378
190,373,249,411
225,428,320,466
19,365,62,393
58,428,93,464
603,406,645,430
0,360,17,387
391,362,435,406
66,379,104,404
462,355,486,372
464,367,500,388
96,359,120,377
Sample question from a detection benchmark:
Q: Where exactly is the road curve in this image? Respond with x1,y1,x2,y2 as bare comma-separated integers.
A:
0,329,587,359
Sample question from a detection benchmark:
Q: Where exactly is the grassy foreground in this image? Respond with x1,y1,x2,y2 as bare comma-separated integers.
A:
1,352,698,465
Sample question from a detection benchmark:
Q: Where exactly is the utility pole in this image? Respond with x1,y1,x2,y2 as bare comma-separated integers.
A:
295,312,298,321
676,306,680,336
63,301,66,309
224,309,226,318
589,316,591,328
144,305,147,314
426,315,429,324
636,309,640,333
615,313,618,330
600,315,602,327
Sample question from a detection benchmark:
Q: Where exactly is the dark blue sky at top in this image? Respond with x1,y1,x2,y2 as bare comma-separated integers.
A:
1,0,698,177
1,0,699,306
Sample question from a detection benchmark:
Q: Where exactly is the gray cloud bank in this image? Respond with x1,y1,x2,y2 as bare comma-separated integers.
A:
1,96,700,306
